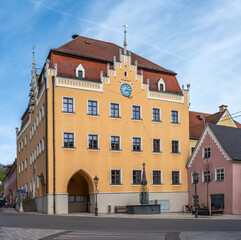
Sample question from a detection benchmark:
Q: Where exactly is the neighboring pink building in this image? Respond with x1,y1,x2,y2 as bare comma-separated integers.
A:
4,160,17,206
187,124,241,214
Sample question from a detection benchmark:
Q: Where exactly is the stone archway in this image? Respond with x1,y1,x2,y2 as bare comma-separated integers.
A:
67,170,94,213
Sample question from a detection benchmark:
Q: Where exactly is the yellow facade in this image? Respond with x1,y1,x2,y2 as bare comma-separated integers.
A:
17,40,190,214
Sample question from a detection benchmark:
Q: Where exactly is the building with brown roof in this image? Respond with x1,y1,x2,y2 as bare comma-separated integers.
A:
16,34,190,214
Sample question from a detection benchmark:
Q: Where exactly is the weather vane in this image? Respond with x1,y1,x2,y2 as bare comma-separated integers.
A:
32,45,36,56
123,24,128,54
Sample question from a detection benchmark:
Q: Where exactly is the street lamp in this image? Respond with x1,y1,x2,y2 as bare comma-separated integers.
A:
93,175,99,216
193,170,198,218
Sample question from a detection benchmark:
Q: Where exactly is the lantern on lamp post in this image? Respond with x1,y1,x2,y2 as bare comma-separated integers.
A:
93,175,99,216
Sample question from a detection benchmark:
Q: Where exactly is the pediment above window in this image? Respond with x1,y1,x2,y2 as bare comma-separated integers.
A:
75,64,85,79
157,78,165,92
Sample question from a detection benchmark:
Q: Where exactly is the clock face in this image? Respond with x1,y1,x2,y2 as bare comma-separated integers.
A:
120,84,132,97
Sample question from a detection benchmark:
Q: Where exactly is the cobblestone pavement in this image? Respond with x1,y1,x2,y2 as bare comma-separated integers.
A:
0,227,241,240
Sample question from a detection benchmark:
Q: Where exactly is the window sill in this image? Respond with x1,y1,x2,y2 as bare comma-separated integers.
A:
152,151,162,154
152,184,163,186
215,179,224,182
88,148,100,151
110,184,123,186
62,147,76,150
171,122,180,125
87,114,99,117
110,149,122,152
171,184,182,186
171,152,181,155
132,150,143,153
152,120,162,123
109,116,121,119
131,184,141,186
131,118,143,121
62,111,76,115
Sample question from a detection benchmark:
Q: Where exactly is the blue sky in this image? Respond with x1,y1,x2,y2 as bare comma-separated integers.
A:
1,0,241,165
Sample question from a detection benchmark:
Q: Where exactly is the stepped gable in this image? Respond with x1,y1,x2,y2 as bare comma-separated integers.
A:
49,36,182,94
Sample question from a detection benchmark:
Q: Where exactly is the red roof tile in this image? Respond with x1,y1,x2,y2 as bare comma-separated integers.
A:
49,36,182,94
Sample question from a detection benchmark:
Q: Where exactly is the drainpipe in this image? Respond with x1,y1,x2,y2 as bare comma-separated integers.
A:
45,73,48,196
52,76,56,214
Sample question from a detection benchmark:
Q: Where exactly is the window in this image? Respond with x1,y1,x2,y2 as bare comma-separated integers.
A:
63,97,74,113
191,172,199,184
88,100,98,116
88,134,98,150
42,104,45,117
133,137,141,152
42,137,45,151
25,135,27,146
153,170,162,185
172,140,179,153
124,71,128,77
171,110,179,124
111,136,120,151
159,84,164,91
21,140,24,150
75,64,85,78
64,133,74,148
215,168,224,181
25,159,27,169
153,139,161,153
19,164,21,174
78,70,83,79
110,103,120,118
39,109,42,121
37,114,39,127
132,105,141,120
191,147,195,154
30,182,32,192
18,143,21,153
203,170,211,182
37,176,40,189
152,108,161,122
39,141,42,154
111,170,121,185
21,162,24,172
203,147,211,159
172,171,180,185
157,78,165,92
132,170,141,185
34,121,36,132
30,129,32,140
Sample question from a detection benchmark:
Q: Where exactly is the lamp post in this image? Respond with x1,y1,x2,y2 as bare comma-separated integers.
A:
93,175,99,216
193,170,198,218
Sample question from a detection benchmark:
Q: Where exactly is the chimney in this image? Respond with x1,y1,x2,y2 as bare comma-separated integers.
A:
219,105,228,113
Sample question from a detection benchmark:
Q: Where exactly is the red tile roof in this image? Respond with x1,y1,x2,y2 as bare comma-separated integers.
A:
189,110,241,139
49,36,182,94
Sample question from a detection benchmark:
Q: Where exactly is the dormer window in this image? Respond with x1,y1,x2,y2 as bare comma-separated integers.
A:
76,64,85,79
157,78,165,92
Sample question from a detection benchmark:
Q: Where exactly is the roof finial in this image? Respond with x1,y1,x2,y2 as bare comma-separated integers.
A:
123,24,128,55
32,45,36,56
31,45,36,80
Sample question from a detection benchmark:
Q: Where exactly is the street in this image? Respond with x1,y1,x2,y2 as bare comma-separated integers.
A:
0,208,241,239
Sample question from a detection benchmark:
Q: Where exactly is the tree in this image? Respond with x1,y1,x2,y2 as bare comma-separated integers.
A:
0,167,8,192
202,159,213,215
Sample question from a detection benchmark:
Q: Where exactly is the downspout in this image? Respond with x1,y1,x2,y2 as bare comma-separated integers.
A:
52,76,56,214
44,76,48,195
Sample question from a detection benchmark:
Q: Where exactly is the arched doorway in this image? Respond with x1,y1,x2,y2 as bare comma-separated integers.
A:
67,170,93,213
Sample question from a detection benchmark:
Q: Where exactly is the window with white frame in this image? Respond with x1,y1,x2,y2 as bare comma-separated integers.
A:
42,104,45,117
30,129,32,140
21,162,24,172
37,176,40,189
110,103,120,118
203,147,211,159
25,135,27,146
215,168,225,181
21,140,24,150
88,134,98,150
110,136,120,151
30,181,32,192
202,170,211,182
76,64,85,79
172,171,181,185
111,169,121,185
42,137,45,151
34,149,36,161
25,158,27,169
34,121,36,132
88,100,98,116
153,170,162,185
171,110,179,124
153,139,161,153
19,164,21,174
37,114,39,127
64,132,75,148
132,137,141,152
152,108,161,122
157,78,165,92
63,97,74,113
132,170,141,185
39,141,42,154
132,105,141,120
18,143,21,152
191,172,199,184
39,109,42,122
172,140,180,153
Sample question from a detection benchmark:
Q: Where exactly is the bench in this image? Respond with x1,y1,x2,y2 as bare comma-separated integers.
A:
115,206,128,213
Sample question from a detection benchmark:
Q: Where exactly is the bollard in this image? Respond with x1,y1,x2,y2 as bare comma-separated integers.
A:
108,203,111,214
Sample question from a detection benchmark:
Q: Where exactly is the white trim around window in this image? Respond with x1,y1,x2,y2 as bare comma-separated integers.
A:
170,109,180,124
132,105,142,120
109,102,121,118
63,132,76,150
171,170,181,185
87,99,99,116
110,168,122,185
110,135,121,151
152,169,163,185
87,133,100,151
132,136,143,152
152,107,161,122
75,64,85,78
131,169,142,185
215,168,225,181
62,96,75,114
171,140,180,154
152,138,162,153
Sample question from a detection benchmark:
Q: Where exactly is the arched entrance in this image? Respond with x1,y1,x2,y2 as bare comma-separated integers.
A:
67,170,94,213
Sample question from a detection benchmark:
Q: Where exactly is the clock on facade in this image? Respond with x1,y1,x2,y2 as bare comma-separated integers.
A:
120,84,132,97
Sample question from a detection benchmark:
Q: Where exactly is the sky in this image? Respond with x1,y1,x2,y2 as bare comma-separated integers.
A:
0,0,241,165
